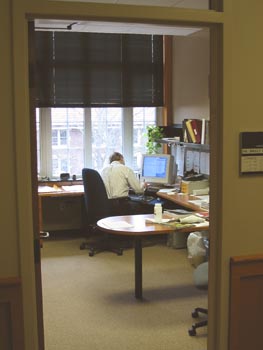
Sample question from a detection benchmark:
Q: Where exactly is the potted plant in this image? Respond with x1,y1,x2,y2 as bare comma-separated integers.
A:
145,125,164,154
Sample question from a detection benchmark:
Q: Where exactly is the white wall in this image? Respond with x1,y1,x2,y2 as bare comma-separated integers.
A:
172,30,210,123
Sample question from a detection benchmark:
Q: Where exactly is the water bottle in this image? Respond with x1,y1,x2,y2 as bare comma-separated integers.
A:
154,203,162,223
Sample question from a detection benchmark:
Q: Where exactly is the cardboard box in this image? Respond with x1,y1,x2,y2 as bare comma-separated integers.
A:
181,179,209,195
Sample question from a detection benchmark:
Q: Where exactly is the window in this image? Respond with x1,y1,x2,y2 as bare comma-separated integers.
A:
37,107,157,179
90,108,123,171
133,107,156,170
34,30,164,179
50,108,84,177
52,130,67,146
35,32,163,108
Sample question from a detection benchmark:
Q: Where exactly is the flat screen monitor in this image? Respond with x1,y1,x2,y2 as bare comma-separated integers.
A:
141,154,176,185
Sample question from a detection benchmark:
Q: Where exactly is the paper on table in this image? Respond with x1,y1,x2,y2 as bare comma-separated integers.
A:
62,185,84,192
162,221,209,230
195,195,210,202
163,210,192,220
158,188,177,193
188,199,209,210
179,215,205,224
38,186,61,193
195,221,209,228
145,218,176,224
103,221,134,229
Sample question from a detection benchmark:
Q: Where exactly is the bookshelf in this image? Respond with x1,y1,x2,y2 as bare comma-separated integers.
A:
159,139,209,151
182,118,210,145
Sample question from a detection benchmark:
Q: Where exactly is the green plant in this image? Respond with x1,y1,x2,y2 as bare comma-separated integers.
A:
145,125,164,154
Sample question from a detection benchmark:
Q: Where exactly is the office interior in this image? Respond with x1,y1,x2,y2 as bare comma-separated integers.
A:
33,18,211,349
36,20,210,232
2,1,263,350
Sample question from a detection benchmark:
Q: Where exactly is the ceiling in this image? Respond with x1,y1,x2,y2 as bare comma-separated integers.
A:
35,0,208,36
35,19,206,36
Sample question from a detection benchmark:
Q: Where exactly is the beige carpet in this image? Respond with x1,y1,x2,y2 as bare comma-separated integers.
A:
41,237,207,350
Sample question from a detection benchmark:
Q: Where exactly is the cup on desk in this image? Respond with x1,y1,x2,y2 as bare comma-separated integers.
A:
60,173,70,181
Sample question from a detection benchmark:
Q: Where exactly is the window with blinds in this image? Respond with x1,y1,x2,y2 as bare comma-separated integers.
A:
34,31,164,108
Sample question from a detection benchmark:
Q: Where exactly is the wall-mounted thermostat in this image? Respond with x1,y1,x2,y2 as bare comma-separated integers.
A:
240,132,263,175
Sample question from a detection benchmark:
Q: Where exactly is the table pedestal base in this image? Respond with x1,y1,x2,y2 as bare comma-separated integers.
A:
135,237,143,299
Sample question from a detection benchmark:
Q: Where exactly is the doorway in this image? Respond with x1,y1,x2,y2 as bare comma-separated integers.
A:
29,18,222,350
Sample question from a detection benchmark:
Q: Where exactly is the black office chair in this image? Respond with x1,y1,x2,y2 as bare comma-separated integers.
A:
188,261,208,336
80,168,124,257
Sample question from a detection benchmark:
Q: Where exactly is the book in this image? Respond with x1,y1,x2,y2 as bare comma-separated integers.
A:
182,119,190,143
190,119,202,144
185,119,197,143
182,118,210,145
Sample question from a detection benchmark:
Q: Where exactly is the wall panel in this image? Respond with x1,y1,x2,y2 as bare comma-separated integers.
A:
229,255,263,350
0,278,25,350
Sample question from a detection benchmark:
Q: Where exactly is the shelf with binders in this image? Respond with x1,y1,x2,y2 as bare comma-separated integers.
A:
158,139,210,152
157,139,210,178
158,119,209,150
182,118,210,145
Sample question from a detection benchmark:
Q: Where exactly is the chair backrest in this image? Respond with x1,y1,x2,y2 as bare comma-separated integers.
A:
82,168,111,223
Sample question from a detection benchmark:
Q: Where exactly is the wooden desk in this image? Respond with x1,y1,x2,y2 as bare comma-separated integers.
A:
97,213,209,299
38,186,84,231
157,191,209,212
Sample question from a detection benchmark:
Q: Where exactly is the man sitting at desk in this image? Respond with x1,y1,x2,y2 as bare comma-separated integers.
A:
101,152,148,214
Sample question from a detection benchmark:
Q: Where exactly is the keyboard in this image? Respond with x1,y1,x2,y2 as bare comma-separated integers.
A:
146,186,161,193
129,194,155,203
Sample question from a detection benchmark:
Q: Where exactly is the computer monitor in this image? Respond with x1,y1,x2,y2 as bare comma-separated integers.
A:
141,154,176,185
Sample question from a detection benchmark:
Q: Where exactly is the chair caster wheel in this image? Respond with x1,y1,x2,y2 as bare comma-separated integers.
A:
117,249,123,256
80,243,86,250
188,328,196,336
89,248,95,256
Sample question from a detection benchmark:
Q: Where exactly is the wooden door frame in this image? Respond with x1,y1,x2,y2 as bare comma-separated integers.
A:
28,20,45,350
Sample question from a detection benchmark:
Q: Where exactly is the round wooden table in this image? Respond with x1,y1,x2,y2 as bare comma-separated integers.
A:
97,214,177,299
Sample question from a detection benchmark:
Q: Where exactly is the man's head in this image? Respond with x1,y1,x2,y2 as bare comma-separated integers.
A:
109,152,125,164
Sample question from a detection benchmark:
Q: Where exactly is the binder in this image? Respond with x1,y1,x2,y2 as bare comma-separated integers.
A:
182,119,190,142
185,119,196,143
190,119,202,144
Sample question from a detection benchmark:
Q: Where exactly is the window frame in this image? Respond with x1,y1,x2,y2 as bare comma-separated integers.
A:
37,107,161,179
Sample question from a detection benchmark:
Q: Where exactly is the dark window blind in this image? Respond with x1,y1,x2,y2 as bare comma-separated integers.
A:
35,31,163,107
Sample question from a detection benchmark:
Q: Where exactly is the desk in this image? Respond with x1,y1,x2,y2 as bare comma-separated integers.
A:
38,185,84,231
157,192,209,212
97,214,209,299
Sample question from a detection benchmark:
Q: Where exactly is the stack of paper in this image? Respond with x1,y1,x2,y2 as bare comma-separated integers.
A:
145,218,176,224
158,188,177,193
62,185,84,192
163,210,192,221
178,215,205,224
103,221,134,229
38,186,61,193
163,211,208,226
